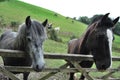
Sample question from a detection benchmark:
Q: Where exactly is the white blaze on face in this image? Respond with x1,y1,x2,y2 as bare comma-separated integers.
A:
106,29,113,67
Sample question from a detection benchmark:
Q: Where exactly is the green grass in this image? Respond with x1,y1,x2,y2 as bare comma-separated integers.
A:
0,0,87,52
0,0,120,79
44,39,67,53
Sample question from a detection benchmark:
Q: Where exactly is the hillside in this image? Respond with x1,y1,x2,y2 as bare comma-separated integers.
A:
0,0,120,58
0,0,120,79
0,0,87,53
0,0,87,36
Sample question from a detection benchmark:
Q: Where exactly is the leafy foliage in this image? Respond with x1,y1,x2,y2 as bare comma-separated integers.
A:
49,28,62,42
10,21,19,27
78,14,120,36
78,16,90,24
113,22,120,35
0,16,6,27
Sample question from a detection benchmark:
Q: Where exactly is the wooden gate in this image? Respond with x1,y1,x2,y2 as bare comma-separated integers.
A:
0,49,120,80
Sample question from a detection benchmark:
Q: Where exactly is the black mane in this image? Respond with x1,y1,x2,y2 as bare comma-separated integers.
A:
90,15,103,24
89,14,114,28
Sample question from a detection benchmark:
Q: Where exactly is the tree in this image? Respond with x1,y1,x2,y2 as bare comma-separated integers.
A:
78,16,90,24
91,14,120,36
113,22,120,35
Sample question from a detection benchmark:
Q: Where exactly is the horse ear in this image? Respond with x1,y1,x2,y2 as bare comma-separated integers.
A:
101,13,110,22
25,16,31,28
42,19,48,27
113,17,119,25
48,23,52,29
50,23,52,27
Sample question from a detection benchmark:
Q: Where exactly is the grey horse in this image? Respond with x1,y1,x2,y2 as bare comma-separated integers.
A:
0,16,48,80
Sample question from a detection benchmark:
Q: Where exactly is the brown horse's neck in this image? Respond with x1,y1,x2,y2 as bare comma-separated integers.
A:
73,38,89,55
76,26,95,55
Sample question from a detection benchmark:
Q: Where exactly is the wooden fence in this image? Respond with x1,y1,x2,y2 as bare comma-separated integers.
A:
0,49,120,80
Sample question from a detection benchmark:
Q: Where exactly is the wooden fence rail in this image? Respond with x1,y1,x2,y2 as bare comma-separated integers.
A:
4,66,120,73
0,49,120,61
0,49,119,80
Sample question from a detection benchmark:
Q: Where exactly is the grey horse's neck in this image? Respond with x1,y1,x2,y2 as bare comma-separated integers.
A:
14,26,27,51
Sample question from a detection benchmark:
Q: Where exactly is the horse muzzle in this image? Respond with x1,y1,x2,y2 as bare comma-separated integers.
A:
95,60,111,72
32,50,45,72
32,55,45,72
33,63,45,72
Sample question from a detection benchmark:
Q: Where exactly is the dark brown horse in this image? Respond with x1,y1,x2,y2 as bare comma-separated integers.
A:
68,13,119,80
0,16,48,80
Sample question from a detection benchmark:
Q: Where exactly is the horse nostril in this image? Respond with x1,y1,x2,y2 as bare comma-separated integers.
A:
35,64,45,72
101,64,106,69
36,65,39,70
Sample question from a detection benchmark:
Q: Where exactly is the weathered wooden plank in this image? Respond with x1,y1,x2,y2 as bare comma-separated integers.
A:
95,78,120,80
0,49,93,61
70,61,94,80
45,53,120,61
4,66,120,73
0,49,120,61
39,63,69,80
100,66,120,79
5,65,77,73
0,65,19,80
45,53,93,61
0,49,25,57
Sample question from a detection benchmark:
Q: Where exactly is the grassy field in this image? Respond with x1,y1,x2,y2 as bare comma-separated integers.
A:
0,0,87,53
0,0,120,79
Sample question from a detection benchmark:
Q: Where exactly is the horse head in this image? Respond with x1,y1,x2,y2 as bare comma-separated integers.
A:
24,16,48,72
86,13,119,71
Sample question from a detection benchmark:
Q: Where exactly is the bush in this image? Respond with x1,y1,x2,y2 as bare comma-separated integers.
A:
113,22,120,35
70,35,77,40
49,28,62,42
78,16,90,24
10,21,20,31
0,16,6,27
10,21,19,27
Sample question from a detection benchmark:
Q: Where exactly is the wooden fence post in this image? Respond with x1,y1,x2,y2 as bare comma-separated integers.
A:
101,65,120,79
70,61,94,80
0,65,19,80
39,63,69,80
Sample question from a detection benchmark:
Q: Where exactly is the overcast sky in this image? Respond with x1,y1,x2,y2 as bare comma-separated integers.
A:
20,0,120,18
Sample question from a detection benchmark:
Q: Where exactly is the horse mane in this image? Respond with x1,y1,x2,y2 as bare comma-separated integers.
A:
30,20,46,36
14,20,47,51
76,26,94,54
76,15,104,54
90,15,114,27
90,15,103,24
14,23,27,50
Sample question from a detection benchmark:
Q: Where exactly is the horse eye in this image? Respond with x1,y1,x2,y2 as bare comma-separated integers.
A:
35,43,38,48
27,37,32,42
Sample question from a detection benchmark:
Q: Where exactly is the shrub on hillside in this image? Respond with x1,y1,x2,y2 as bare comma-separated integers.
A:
10,21,19,27
70,35,77,40
0,16,6,27
49,28,62,42
10,21,20,31
78,16,90,24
